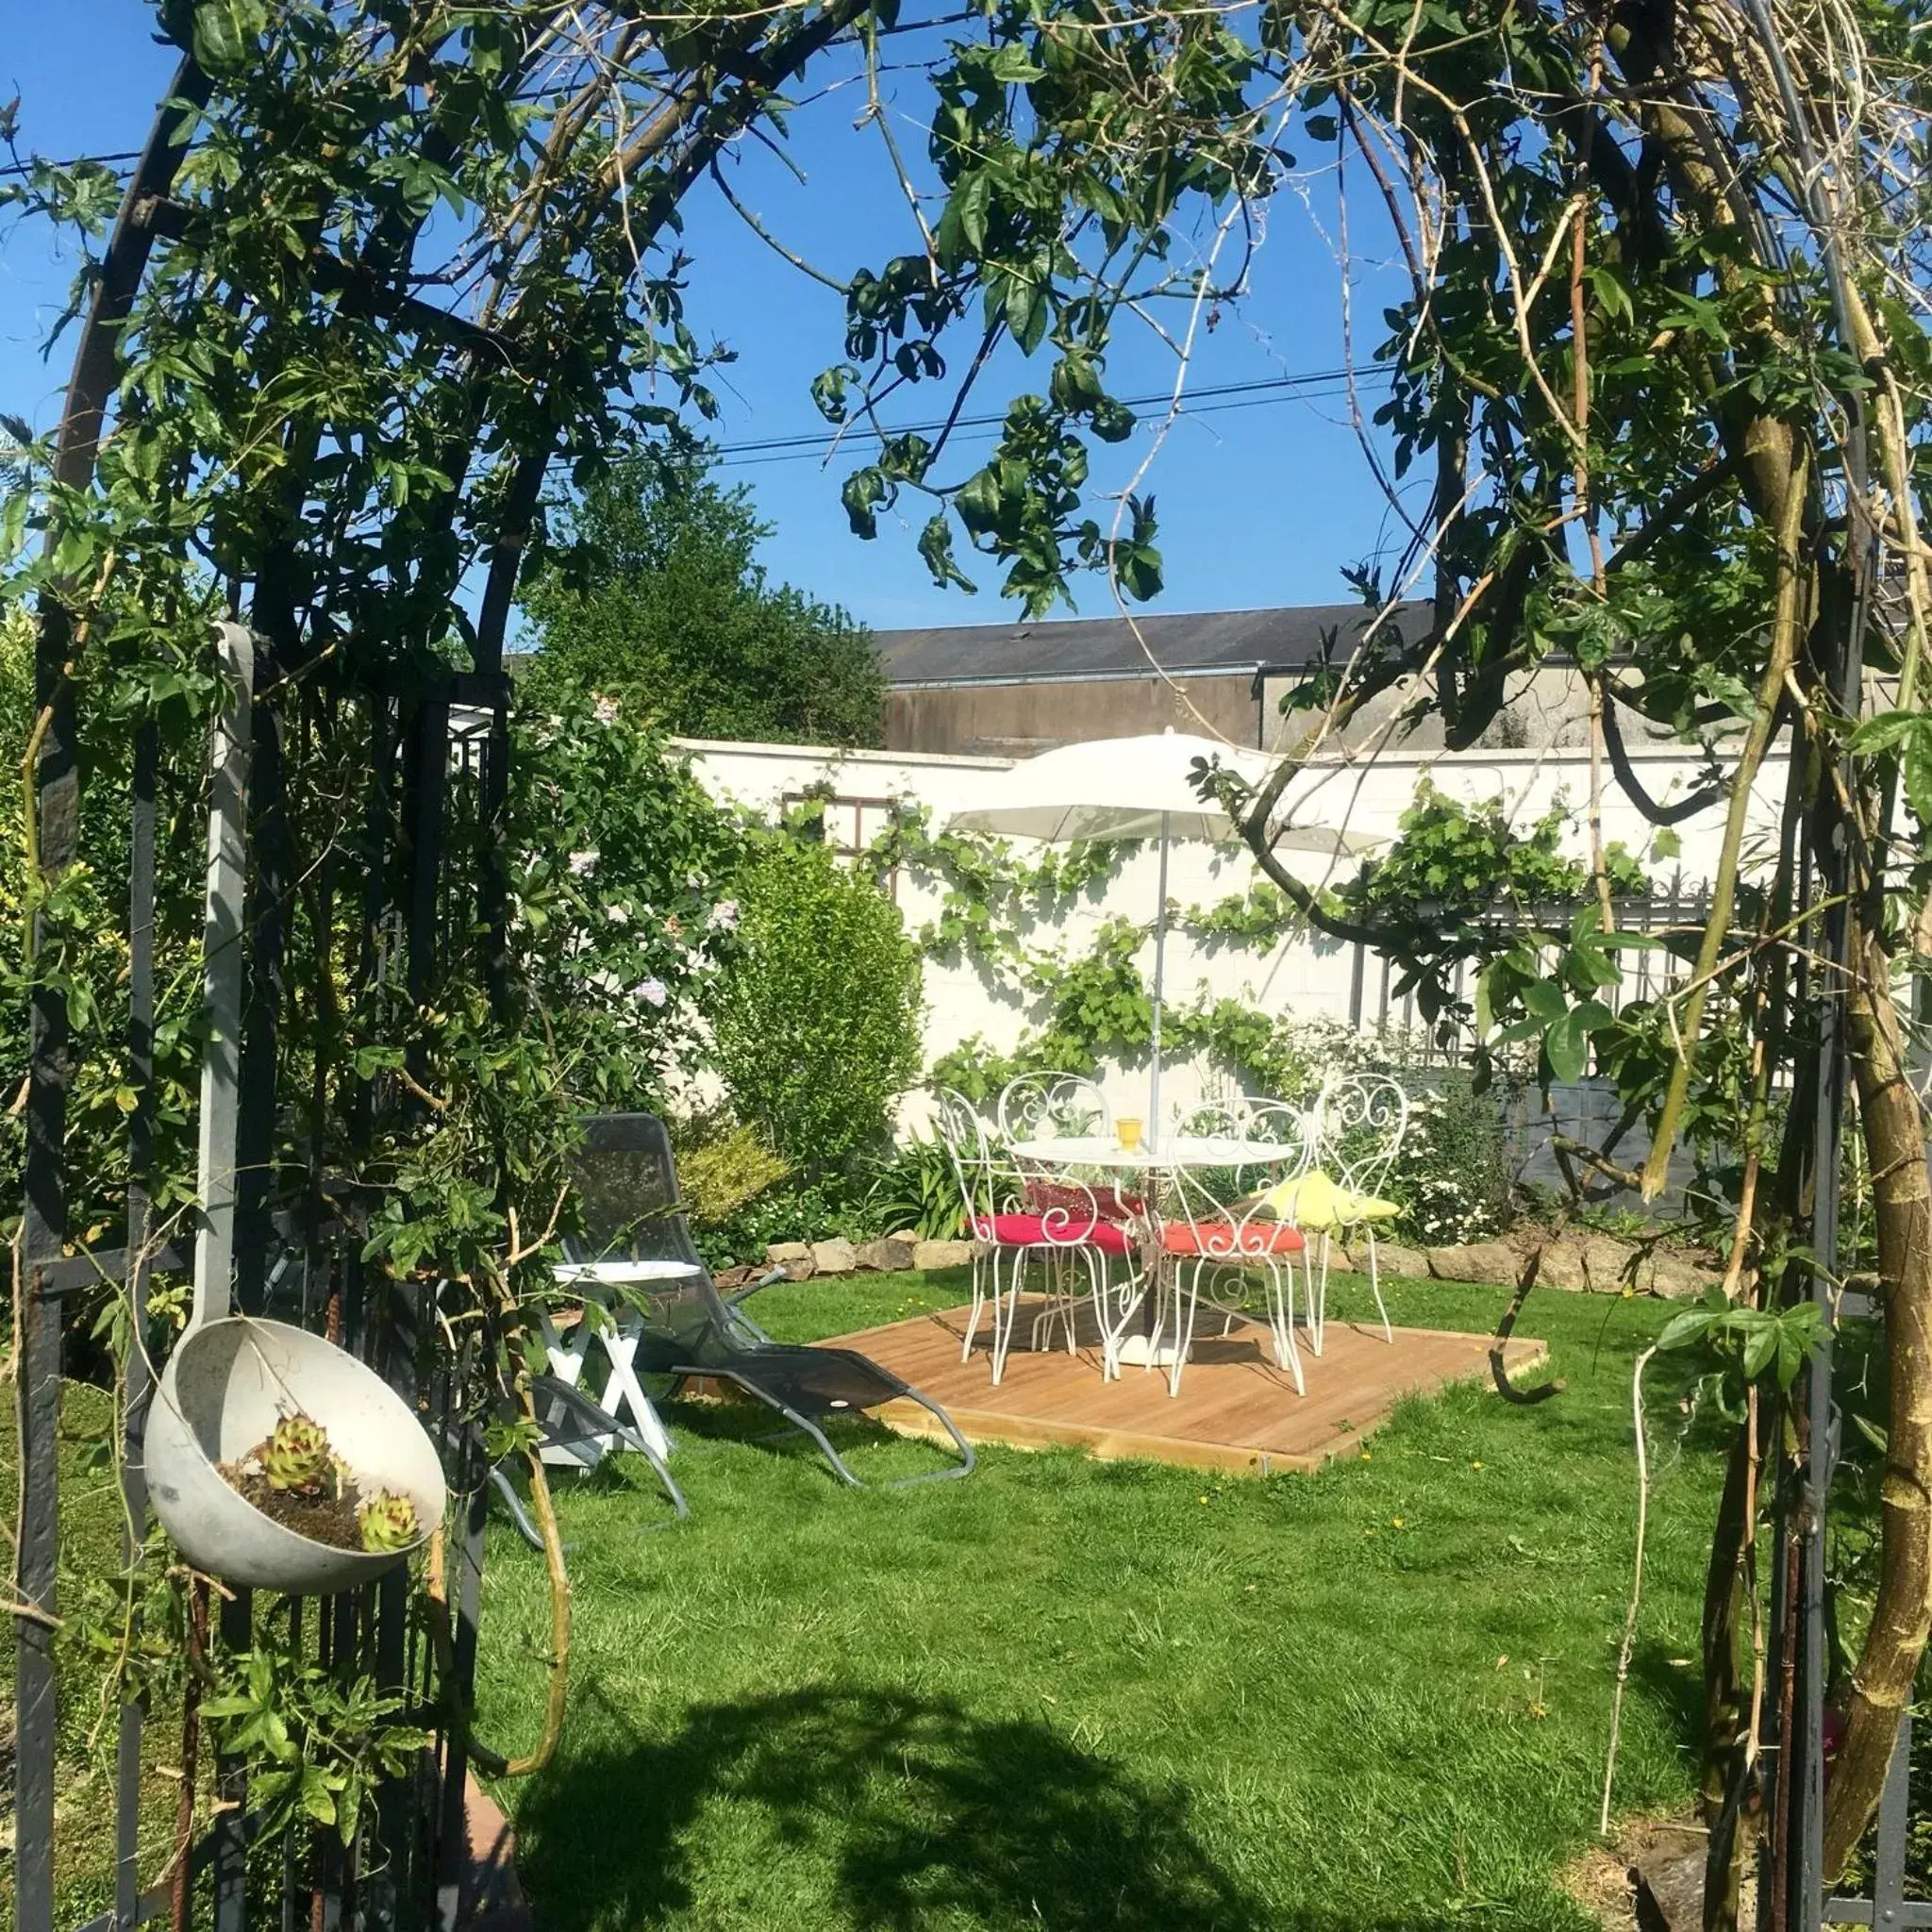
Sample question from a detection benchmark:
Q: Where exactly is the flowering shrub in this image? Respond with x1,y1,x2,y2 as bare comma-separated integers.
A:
1267,1024,1514,1246
1391,1078,1512,1245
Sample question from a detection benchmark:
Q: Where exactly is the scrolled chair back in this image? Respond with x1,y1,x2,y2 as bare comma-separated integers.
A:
1242,1098,1317,1178
933,1088,1002,1222
1169,1096,1250,1143
1312,1072,1409,1196
995,1072,1110,1147
941,1085,1118,1246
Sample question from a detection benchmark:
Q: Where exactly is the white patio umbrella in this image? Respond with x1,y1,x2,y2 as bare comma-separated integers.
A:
944,729,1376,1142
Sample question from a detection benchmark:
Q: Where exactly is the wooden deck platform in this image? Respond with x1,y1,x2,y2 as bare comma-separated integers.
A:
831,1300,1546,1476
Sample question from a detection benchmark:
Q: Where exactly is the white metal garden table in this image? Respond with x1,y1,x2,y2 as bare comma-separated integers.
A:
1006,1133,1303,1374
540,1257,699,1464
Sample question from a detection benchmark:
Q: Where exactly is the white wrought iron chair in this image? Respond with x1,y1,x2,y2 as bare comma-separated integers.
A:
999,1072,1153,1364
933,1090,1132,1385
1149,1144,1309,1399
1302,1073,1408,1351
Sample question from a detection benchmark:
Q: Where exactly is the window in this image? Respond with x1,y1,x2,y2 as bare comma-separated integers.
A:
781,793,903,899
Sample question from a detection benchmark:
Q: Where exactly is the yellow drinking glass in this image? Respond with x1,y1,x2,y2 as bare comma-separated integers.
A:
1115,1117,1143,1151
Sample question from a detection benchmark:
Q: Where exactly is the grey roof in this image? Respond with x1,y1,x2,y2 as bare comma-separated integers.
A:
875,601,1435,687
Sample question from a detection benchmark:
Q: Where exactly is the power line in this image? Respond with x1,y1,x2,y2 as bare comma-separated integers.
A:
714,364,1394,467
0,150,142,180
0,149,1398,468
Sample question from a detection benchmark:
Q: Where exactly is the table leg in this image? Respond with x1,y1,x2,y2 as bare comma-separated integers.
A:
1110,1206,1181,1371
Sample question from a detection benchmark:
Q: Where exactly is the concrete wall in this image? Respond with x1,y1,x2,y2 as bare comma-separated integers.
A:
885,674,1262,756
886,663,1690,759
677,733,1787,1130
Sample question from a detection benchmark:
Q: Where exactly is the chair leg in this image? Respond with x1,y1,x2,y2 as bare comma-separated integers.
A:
986,1245,1007,1381
961,1245,987,1362
1367,1228,1392,1343
888,1394,977,1485
491,1464,545,1552
991,1247,1026,1387
1305,1237,1336,1356
1265,1260,1305,1395
1168,1260,1205,1397
707,1369,866,1487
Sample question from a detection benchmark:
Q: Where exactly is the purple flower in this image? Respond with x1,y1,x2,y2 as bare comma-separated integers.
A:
636,977,669,1008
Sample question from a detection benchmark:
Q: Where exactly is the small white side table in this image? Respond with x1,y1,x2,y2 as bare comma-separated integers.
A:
540,1258,700,1465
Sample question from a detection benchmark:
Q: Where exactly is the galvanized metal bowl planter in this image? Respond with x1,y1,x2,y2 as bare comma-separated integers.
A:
146,1314,447,1594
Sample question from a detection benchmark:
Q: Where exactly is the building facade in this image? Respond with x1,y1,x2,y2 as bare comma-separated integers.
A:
874,601,1636,758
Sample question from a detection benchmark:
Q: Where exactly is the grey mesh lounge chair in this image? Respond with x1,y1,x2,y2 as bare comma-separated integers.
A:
563,1112,974,1489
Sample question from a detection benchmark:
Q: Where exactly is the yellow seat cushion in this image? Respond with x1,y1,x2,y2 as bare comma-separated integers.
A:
1348,1192,1401,1223
1257,1169,1399,1228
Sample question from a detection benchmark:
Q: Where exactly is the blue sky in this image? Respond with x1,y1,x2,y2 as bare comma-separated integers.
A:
0,4,1412,634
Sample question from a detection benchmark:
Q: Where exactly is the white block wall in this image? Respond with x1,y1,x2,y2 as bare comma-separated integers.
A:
676,733,1789,1124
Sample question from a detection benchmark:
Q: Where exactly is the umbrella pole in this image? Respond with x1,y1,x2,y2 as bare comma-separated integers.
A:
1149,811,1169,1149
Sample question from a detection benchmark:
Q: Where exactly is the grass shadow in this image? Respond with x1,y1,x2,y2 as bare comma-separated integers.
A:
511,1681,1278,1932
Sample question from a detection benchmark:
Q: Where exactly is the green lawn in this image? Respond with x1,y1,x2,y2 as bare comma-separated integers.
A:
475,1269,1725,1932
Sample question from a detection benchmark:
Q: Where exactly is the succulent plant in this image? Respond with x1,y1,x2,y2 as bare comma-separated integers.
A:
358,1491,420,1554
262,1415,334,1494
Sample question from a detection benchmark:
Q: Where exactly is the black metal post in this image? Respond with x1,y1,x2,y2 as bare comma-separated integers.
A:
15,623,76,1932
115,719,158,1932
234,650,289,1316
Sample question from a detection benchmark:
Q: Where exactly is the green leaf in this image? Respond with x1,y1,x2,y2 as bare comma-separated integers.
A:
1656,1307,1715,1352
1544,1008,1588,1084
1906,740,1932,827
1522,979,1567,1024
988,42,1045,83
1847,710,1926,756
299,1766,339,1827
191,0,268,69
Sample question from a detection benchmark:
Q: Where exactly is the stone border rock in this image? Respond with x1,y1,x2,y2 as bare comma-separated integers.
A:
1329,1230,1718,1299
753,1223,1719,1299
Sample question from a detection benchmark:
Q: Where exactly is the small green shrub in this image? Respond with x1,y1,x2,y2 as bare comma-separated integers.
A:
689,1172,873,1271
670,1113,791,1226
861,1132,962,1241
1393,1073,1512,1245
710,843,924,1171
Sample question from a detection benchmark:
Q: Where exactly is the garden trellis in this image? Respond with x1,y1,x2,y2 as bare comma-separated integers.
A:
15,603,513,1932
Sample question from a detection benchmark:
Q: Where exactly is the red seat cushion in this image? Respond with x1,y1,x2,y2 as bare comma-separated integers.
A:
1161,1220,1306,1257
972,1212,1133,1257
1023,1179,1144,1223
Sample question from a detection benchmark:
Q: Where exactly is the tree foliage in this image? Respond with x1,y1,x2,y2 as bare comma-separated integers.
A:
518,451,886,746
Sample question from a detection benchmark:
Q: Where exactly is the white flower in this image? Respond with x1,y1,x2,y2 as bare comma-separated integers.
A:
605,903,630,925
593,693,620,725
636,977,669,1008
708,898,740,932
569,850,597,875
